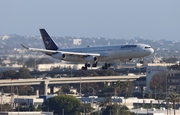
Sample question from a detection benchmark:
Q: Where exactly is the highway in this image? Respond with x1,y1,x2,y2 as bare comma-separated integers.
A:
29,68,146,75
0,75,144,86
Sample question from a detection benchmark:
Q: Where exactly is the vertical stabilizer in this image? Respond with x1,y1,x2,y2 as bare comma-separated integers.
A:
39,29,58,50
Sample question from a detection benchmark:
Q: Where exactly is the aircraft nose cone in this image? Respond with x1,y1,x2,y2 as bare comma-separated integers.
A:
149,48,154,54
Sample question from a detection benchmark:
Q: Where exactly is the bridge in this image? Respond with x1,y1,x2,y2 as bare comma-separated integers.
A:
29,69,146,75
0,75,144,95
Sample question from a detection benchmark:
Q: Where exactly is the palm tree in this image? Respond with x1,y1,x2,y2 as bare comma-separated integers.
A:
124,80,130,98
169,93,180,115
114,80,121,96
99,97,111,108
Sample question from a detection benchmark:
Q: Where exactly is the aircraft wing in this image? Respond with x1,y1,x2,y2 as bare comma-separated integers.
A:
21,44,101,57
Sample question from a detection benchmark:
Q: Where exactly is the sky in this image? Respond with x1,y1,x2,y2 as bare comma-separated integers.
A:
0,0,180,40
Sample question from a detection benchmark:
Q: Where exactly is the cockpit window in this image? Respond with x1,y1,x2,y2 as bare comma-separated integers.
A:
145,47,151,49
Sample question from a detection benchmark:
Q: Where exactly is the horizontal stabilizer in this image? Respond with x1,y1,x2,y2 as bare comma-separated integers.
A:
21,44,29,49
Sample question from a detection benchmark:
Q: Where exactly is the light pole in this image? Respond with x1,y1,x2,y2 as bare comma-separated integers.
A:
143,88,145,108
166,73,169,115
137,101,139,115
16,87,19,115
100,111,102,115
47,100,49,112
34,59,38,79
109,110,112,115
70,67,72,77
62,108,64,115
79,77,81,97
84,108,86,115
10,79,13,112
155,86,156,99
1,89,3,111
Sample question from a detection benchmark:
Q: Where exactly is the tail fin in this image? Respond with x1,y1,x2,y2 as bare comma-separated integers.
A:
39,29,58,50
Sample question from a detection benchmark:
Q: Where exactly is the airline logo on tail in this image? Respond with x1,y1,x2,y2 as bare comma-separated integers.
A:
40,29,58,50
44,37,51,48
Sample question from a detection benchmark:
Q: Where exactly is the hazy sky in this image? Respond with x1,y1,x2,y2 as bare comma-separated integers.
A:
0,0,180,40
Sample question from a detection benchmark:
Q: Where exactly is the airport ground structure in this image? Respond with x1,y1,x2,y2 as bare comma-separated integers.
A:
0,75,142,96
1,62,180,115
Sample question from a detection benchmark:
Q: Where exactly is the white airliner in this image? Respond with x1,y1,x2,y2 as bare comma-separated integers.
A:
21,29,154,70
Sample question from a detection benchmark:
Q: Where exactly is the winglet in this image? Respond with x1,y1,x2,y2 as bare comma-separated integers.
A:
21,44,29,49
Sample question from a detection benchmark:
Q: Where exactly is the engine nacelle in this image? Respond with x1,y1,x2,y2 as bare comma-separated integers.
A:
51,53,66,60
84,56,98,63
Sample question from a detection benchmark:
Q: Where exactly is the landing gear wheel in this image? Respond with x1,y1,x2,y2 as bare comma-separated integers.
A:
82,63,89,70
82,66,87,70
85,63,91,67
102,63,109,70
92,62,97,67
140,61,144,64
107,63,111,67
102,66,107,70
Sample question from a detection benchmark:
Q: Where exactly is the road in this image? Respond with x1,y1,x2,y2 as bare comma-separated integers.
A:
0,75,144,86
29,68,146,75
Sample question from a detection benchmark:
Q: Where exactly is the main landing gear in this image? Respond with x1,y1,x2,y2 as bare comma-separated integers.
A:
81,62,97,70
81,62,110,70
102,63,110,70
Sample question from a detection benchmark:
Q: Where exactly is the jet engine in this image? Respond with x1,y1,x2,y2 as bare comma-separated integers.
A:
84,56,98,63
51,53,66,60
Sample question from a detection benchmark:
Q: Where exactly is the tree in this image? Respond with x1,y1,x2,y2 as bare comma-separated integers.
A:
15,67,32,79
43,95,81,115
163,57,178,63
102,86,114,96
124,80,130,98
78,103,93,115
102,104,134,115
61,85,71,94
169,93,180,115
114,80,122,96
149,71,166,91
0,72,3,79
0,103,12,111
73,70,92,77
2,70,16,79
25,58,36,68
147,92,152,99
99,97,112,108
37,58,54,64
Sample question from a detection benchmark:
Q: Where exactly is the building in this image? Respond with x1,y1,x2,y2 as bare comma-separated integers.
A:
0,112,53,115
73,38,82,45
130,108,180,115
14,97,43,107
37,63,84,71
167,70,180,94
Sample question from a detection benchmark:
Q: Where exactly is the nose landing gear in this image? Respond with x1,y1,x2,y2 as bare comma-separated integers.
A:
140,57,144,64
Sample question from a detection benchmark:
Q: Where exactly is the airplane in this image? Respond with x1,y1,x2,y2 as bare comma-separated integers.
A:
21,29,154,70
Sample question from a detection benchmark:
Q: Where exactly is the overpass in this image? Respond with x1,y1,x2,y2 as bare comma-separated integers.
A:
29,68,146,75
0,75,144,95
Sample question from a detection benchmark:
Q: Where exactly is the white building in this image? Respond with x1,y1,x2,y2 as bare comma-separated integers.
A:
0,112,53,115
73,38,81,45
130,108,180,115
37,63,84,71
14,97,44,107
